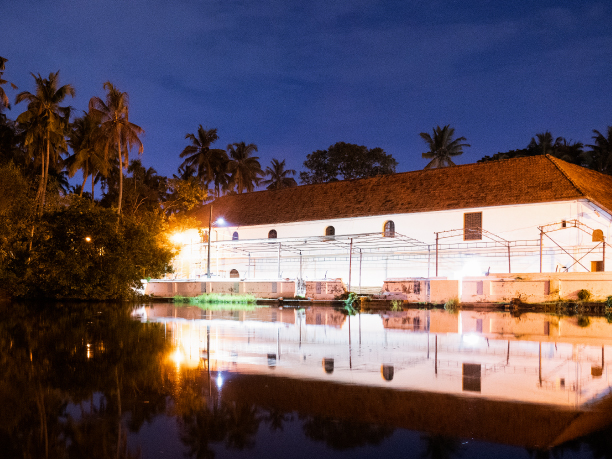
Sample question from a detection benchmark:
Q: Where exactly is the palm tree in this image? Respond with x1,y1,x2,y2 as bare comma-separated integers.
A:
0,56,17,111
420,125,470,169
89,82,143,214
528,131,563,156
15,71,75,214
227,141,262,193
261,158,297,190
584,127,612,174
179,125,227,193
66,111,109,197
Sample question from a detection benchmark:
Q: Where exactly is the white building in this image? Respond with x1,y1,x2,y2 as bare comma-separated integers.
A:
171,155,612,289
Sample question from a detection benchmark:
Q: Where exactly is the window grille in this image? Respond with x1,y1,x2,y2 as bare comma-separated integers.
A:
325,226,335,236
383,220,395,237
268,229,277,239
464,212,482,240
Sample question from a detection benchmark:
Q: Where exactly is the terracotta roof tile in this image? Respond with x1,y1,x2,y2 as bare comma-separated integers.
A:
193,155,610,227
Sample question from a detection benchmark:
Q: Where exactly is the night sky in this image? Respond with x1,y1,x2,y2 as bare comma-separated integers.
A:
2,0,611,180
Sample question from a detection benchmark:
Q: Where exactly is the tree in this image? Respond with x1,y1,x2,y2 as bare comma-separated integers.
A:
478,132,586,167
585,127,612,174
527,131,562,156
165,176,208,214
0,56,17,111
261,158,297,190
420,125,470,169
300,142,397,184
66,111,109,197
89,82,144,214
179,125,228,193
18,197,172,299
227,141,262,193
15,71,75,214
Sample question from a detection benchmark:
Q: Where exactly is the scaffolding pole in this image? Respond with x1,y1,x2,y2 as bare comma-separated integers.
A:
359,249,362,294
348,238,353,293
435,233,439,277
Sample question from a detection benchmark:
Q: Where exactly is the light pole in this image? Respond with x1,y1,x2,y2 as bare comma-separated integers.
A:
207,204,212,278
206,204,225,278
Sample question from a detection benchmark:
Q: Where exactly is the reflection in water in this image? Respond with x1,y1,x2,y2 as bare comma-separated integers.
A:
2,302,612,458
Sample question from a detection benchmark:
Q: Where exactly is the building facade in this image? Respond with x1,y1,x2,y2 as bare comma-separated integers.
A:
170,155,612,289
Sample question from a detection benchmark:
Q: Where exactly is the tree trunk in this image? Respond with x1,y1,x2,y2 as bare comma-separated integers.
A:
92,173,95,200
116,132,123,214
80,164,89,197
42,132,50,213
35,143,45,216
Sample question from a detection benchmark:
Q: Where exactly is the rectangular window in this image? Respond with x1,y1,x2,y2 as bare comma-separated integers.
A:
592,261,604,272
464,212,482,240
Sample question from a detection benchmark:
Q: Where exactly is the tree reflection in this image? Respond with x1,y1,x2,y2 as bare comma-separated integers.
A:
420,434,463,459
0,302,169,459
301,415,394,450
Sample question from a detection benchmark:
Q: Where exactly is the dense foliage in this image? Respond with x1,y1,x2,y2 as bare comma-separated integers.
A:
478,129,612,174
300,142,397,184
20,199,173,300
0,174,173,299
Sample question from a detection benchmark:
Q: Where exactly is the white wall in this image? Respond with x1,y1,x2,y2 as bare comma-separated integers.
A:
170,199,612,288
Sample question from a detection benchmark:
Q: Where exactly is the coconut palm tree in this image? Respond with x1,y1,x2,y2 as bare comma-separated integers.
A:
89,82,143,214
585,126,612,174
420,125,470,169
15,71,75,214
0,56,18,111
528,131,563,156
66,111,109,197
261,158,297,190
179,125,227,192
227,141,262,193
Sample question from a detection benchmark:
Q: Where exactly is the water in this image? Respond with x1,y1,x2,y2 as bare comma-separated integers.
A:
2,302,612,458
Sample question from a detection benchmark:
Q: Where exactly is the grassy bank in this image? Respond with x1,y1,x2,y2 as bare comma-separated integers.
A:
173,293,260,310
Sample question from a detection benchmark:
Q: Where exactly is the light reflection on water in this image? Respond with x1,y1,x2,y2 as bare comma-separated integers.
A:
2,302,612,458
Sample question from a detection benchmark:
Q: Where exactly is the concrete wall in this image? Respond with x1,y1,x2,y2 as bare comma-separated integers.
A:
382,278,459,304
145,279,296,298
461,272,612,303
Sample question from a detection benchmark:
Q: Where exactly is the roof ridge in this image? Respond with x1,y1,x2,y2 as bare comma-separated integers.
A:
545,155,587,198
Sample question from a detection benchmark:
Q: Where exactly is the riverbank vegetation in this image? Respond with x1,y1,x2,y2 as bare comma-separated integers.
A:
173,293,258,306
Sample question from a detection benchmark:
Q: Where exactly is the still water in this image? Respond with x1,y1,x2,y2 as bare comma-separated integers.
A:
2,302,612,458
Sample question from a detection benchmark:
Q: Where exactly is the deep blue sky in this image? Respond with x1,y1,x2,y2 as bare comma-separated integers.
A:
2,0,611,180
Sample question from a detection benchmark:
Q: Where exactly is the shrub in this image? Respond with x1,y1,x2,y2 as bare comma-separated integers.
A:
606,295,612,312
444,297,460,313
577,289,592,301
577,316,591,328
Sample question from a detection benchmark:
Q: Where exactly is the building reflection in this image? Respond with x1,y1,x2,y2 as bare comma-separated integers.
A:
142,305,612,408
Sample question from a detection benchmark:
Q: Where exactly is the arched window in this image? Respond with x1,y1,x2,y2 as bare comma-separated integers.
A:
229,269,239,278
381,364,394,381
232,231,239,240
325,226,335,236
323,358,334,374
593,229,604,242
268,229,277,239
383,220,395,237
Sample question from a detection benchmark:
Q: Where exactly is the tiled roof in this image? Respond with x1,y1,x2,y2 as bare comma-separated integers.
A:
193,155,612,227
